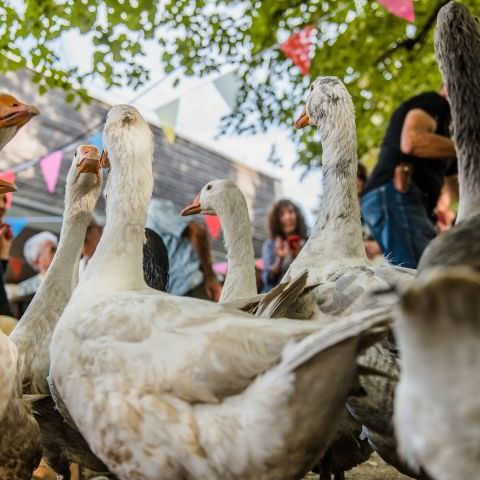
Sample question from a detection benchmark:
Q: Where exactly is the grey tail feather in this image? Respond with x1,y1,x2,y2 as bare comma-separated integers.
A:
254,271,310,318
279,306,391,374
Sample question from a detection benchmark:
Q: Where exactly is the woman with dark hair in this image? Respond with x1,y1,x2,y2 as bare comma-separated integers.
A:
261,199,307,293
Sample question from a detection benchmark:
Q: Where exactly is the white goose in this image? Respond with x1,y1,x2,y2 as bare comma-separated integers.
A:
12,145,102,394
180,179,257,303
50,104,391,480
9,146,110,478
287,77,414,312
288,77,423,478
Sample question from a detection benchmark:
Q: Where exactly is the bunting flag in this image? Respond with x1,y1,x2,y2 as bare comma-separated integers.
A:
155,99,179,144
0,171,15,208
204,215,221,240
9,217,28,237
88,132,103,152
213,71,240,110
8,257,23,281
40,150,63,193
377,0,415,22
279,25,315,76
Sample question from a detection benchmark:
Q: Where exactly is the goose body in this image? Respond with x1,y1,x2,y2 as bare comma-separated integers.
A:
394,267,480,480
50,104,391,480
290,78,418,478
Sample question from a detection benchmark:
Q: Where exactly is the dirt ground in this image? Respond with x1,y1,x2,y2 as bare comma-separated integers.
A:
33,453,411,480
304,453,411,480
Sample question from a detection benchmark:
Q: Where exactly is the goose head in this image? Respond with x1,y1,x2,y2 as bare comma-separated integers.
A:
0,93,39,151
65,145,102,215
295,76,354,141
180,179,243,216
435,2,480,75
102,105,153,167
102,105,154,203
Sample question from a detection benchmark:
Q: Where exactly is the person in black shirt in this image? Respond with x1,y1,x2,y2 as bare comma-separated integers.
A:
361,89,456,268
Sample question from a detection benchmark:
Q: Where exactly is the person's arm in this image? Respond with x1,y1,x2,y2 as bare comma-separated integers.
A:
400,109,456,159
185,221,221,301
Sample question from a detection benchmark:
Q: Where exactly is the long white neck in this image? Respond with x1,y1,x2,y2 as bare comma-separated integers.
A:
11,206,92,392
284,113,367,283
215,195,256,303
80,149,152,294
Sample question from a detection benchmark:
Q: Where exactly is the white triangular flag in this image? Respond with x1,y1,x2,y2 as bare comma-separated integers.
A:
155,99,180,144
213,71,240,110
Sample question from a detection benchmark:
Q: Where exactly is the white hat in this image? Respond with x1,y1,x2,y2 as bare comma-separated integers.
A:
23,231,58,270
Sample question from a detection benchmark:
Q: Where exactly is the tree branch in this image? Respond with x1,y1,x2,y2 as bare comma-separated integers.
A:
374,0,449,65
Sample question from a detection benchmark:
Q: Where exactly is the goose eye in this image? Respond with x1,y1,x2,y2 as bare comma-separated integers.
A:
206,185,212,191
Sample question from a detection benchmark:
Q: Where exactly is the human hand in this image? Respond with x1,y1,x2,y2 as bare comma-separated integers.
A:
364,240,382,260
204,275,222,302
287,235,303,258
274,237,289,259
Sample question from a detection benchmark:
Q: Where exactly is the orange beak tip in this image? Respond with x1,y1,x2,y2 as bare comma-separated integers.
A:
180,202,202,216
294,110,310,129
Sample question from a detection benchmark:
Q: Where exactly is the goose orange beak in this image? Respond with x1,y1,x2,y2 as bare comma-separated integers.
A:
295,108,310,129
0,177,17,194
0,96,39,129
180,194,202,216
76,145,101,176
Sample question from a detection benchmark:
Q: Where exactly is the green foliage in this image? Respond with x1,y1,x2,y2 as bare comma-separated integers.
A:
0,0,478,166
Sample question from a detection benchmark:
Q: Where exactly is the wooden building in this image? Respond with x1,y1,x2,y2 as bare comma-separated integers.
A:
0,69,281,282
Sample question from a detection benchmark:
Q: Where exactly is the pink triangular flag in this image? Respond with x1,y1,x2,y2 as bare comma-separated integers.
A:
40,150,63,193
204,215,221,240
280,25,315,76
378,0,415,22
0,171,16,208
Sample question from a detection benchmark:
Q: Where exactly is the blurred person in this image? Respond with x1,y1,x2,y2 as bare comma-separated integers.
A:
17,231,58,298
24,231,58,277
146,198,221,300
261,199,307,293
361,88,456,268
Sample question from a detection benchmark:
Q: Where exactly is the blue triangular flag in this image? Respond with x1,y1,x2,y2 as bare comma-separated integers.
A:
9,217,28,237
88,132,103,152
